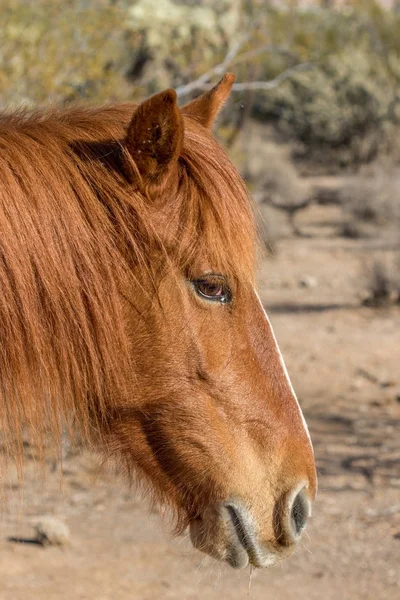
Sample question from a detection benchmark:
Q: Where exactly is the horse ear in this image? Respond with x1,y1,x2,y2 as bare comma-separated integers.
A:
125,89,184,182
181,73,236,129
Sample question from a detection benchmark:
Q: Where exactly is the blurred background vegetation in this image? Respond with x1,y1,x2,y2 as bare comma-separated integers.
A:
1,0,400,302
2,0,400,170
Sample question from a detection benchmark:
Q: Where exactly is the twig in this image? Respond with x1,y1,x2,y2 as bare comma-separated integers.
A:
247,564,254,596
175,34,250,97
233,43,300,65
232,63,312,91
177,62,313,97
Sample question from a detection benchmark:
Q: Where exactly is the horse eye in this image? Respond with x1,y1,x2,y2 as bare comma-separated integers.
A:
192,276,232,303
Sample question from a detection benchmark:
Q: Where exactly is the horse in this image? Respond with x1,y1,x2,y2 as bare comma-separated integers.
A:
0,73,316,570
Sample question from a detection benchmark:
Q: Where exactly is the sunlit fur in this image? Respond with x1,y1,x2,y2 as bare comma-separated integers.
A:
0,81,316,563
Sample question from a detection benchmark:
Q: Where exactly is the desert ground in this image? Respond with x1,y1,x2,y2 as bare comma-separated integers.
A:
0,205,399,600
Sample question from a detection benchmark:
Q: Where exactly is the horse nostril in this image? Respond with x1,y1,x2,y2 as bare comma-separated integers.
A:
290,489,309,538
274,486,311,547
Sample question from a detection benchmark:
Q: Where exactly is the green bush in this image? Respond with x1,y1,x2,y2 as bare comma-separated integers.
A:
127,0,239,92
253,51,396,167
247,1,400,168
0,1,132,106
0,0,239,107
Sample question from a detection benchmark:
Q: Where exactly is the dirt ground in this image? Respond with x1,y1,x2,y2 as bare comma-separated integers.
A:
0,205,399,600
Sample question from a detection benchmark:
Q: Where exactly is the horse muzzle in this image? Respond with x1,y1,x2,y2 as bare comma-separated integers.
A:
189,483,312,569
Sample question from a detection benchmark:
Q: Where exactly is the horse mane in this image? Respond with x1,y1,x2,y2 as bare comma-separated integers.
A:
0,103,256,461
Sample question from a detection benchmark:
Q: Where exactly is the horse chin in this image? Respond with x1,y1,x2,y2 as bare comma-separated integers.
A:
189,503,283,570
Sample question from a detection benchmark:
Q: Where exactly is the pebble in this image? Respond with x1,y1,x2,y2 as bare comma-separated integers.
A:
33,517,71,546
299,274,318,288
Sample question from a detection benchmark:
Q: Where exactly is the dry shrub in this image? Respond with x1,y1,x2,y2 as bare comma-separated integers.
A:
248,140,311,245
339,164,400,237
0,0,240,107
363,257,400,307
261,148,310,207
254,51,395,169
249,2,400,169
255,203,287,253
127,0,240,91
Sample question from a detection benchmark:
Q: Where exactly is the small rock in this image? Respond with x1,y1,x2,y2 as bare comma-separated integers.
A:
33,517,71,547
299,275,318,289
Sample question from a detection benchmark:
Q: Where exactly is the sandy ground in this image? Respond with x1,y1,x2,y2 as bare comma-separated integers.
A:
0,206,399,600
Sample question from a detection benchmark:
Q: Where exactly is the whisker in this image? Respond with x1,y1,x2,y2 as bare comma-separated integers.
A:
247,564,254,596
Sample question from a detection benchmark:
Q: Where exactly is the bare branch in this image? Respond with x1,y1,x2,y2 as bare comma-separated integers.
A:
233,62,313,91
233,44,301,66
177,62,313,98
175,34,250,97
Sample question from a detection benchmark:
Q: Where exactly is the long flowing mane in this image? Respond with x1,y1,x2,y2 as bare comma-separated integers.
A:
0,103,256,459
